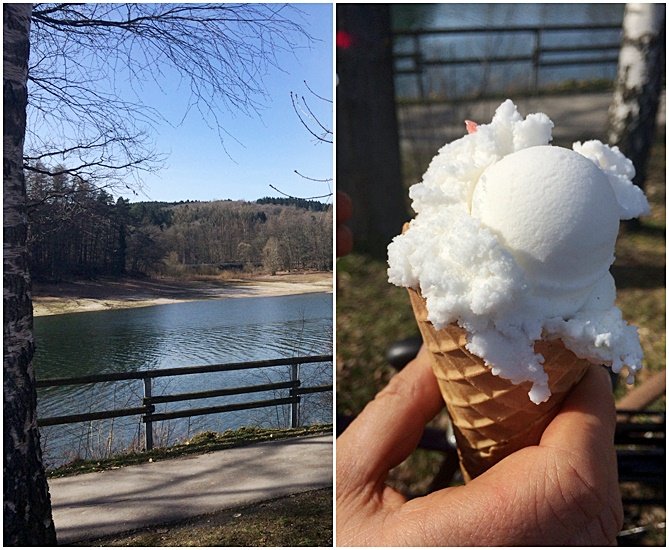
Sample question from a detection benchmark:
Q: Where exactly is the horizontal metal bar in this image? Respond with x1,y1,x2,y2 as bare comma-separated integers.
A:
38,382,332,428
399,53,619,69
38,406,151,427
616,422,666,434
297,384,333,395
616,448,665,458
538,57,619,67
145,396,296,422
394,52,422,61
36,354,332,388
395,45,619,59
541,43,621,54
146,380,299,405
621,497,666,506
393,23,620,37
420,54,535,66
616,409,665,417
618,473,665,484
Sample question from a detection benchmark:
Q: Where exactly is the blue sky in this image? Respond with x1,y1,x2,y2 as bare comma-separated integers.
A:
123,3,333,204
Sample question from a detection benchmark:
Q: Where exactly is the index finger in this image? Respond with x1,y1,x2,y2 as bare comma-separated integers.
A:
540,364,617,452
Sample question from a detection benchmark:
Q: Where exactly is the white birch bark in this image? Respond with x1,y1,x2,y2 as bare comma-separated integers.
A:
3,3,58,545
608,3,665,189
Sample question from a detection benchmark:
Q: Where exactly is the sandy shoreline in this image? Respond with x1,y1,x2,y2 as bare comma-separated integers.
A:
32,272,332,317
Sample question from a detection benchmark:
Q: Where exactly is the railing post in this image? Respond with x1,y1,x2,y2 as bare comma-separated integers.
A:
36,356,332,457
413,34,426,101
532,28,542,94
289,362,301,428
143,376,154,451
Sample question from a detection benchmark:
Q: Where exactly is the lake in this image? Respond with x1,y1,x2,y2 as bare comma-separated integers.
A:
34,292,333,468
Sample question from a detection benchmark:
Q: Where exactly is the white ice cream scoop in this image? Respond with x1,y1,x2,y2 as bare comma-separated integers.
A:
470,145,620,315
387,100,648,403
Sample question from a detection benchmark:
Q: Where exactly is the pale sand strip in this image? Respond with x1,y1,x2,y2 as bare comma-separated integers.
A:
33,272,332,317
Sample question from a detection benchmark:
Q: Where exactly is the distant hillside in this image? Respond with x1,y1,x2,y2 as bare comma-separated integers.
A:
25,171,332,281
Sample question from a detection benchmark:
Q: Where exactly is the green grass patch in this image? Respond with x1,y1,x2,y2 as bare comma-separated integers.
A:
47,425,332,478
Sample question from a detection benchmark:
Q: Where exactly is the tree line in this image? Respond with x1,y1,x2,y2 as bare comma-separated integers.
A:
256,196,330,211
26,168,332,281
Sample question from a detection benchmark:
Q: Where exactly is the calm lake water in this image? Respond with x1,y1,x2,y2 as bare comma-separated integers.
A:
34,292,332,468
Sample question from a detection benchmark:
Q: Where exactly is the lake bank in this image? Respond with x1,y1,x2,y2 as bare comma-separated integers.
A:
35,292,333,468
32,272,332,317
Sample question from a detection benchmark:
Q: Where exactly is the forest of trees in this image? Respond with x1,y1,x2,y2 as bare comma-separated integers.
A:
26,169,332,281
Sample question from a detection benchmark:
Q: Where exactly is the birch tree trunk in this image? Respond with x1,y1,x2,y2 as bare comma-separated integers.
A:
608,3,666,191
3,3,58,545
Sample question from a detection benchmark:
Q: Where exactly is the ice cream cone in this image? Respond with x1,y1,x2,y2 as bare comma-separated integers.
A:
407,286,591,481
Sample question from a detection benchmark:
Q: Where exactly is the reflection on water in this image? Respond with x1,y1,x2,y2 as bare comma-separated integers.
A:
34,293,333,467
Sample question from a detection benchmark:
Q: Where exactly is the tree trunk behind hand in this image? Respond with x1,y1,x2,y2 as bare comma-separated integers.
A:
3,3,58,545
608,3,666,191
336,4,408,258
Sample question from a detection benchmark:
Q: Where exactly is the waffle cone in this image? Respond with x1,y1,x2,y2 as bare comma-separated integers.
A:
407,287,590,481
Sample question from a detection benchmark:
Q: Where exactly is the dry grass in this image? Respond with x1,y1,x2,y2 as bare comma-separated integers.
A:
614,137,666,404
73,488,333,547
48,426,332,478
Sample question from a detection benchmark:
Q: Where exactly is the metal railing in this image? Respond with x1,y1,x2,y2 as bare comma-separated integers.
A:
392,23,621,100
37,355,333,450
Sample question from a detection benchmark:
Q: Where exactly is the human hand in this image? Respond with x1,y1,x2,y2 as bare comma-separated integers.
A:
336,346,623,546
337,191,353,257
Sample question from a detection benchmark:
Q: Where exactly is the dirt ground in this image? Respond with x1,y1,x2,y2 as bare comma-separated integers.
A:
32,272,332,317
72,488,333,547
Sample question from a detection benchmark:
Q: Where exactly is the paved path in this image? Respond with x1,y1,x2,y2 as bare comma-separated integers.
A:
398,91,666,150
48,434,332,545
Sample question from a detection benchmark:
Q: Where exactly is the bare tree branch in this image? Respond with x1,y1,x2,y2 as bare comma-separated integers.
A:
293,170,333,183
269,184,333,201
271,81,333,200
290,91,333,144
26,3,314,192
303,79,333,104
